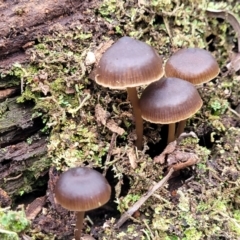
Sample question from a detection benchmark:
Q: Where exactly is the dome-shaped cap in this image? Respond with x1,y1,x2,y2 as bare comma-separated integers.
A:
165,48,219,85
55,167,111,212
139,77,203,124
95,36,164,89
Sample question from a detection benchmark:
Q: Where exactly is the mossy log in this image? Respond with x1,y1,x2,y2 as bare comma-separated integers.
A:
0,97,43,147
0,0,91,200
0,97,48,198
0,134,48,198
0,0,93,68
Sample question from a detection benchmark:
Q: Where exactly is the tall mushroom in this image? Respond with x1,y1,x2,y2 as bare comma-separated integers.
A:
95,36,164,150
165,47,220,136
139,77,203,144
54,167,111,240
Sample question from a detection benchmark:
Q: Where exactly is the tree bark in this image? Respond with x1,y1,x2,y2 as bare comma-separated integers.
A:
0,134,48,197
0,97,43,146
0,0,95,68
0,0,98,201
0,97,48,198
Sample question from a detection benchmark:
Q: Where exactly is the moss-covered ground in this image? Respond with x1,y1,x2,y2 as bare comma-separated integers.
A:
0,0,240,239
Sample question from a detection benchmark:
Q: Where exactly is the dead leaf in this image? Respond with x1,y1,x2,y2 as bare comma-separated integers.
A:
168,153,199,171
95,104,125,135
38,82,50,95
106,119,125,135
154,141,177,163
95,104,110,125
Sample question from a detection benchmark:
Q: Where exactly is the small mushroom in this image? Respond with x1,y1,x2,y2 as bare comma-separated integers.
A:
165,47,220,85
139,77,202,144
95,36,164,150
165,47,219,136
54,167,111,240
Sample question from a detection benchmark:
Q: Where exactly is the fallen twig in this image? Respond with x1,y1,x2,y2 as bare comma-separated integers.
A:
115,168,174,228
228,106,240,119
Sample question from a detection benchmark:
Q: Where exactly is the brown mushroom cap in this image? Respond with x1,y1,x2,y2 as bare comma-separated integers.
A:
139,77,203,124
95,36,164,89
55,167,111,212
165,48,219,85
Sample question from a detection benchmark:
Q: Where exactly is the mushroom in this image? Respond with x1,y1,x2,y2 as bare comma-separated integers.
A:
54,167,111,240
165,47,220,85
139,77,203,144
95,36,164,150
164,47,219,136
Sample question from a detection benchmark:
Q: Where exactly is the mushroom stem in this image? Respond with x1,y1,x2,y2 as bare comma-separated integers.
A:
75,211,85,240
176,120,187,138
168,123,176,144
127,87,143,150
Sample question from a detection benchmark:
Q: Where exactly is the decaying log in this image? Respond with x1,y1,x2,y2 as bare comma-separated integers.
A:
0,95,49,199
0,96,48,197
0,97,43,147
0,0,95,68
0,88,17,101
0,134,48,197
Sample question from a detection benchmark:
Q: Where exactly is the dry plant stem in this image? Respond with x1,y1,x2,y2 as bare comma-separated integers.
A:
115,168,174,228
127,87,143,150
168,123,176,144
175,119,187,138
75,211,85,240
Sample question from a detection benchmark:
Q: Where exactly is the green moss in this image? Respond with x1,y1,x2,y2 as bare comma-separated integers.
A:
116,194,141,213
2,0,239,238
208,97,229,116
183,228,202,240
0,207,29,239
17,87,40,103
99,0,118,17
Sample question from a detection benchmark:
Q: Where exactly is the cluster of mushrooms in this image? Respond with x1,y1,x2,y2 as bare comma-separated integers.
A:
95,36,220,149
54,36,220,239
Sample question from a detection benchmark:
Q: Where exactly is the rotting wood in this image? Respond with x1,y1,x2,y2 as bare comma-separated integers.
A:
0,96,48,197
26,196,47,220
0,0,95,66
0,134,48,197
0,88,17,101
0,0,103,79
0,187,12,207
0,97,43,147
